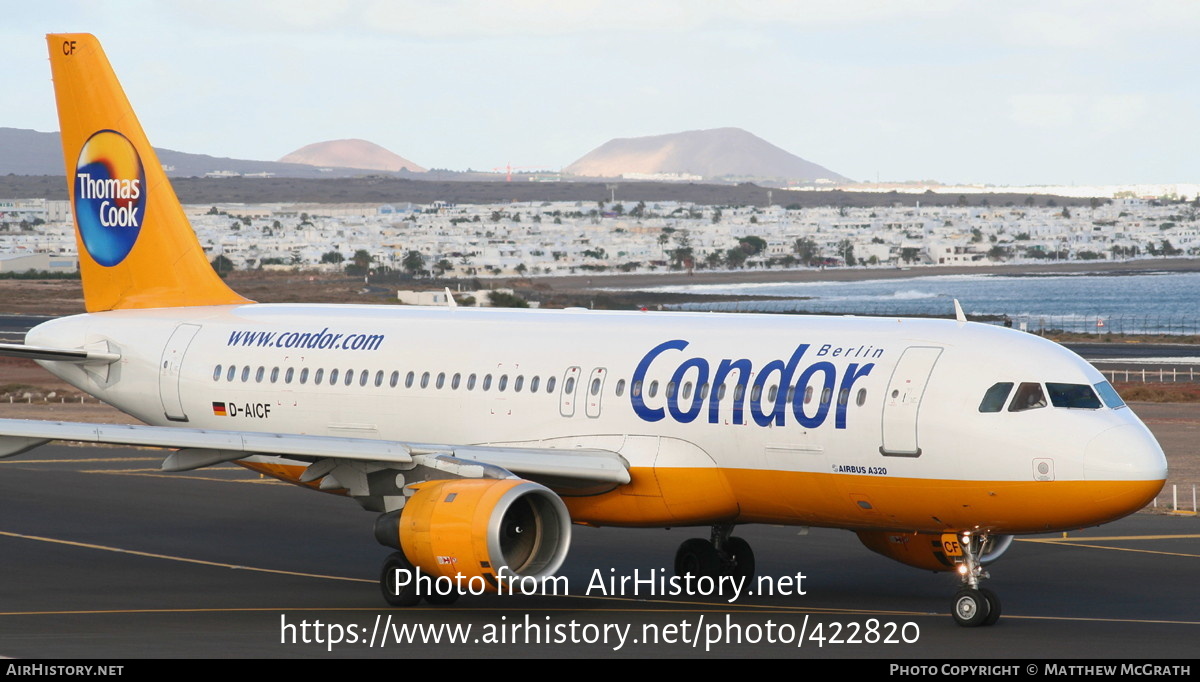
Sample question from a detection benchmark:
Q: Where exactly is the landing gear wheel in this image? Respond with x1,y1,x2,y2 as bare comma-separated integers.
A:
675,538,720,578
723,536,756,581
951,588,991,627
423,590,461,606
381,551,421,607
980,588,1001,626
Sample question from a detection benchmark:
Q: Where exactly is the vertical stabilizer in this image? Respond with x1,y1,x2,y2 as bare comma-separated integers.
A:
47,34,251,312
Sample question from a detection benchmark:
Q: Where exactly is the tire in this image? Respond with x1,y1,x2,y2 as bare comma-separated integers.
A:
980,587,1001,626
675,538,720,578
380,551,421,607
951,588,991,627
723,536,756,582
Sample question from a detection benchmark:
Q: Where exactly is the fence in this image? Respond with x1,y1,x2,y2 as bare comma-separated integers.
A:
1153,484,1199,514
1102,368,1200,383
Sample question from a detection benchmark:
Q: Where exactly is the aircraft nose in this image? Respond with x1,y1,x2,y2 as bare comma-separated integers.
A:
1084,423,1167,482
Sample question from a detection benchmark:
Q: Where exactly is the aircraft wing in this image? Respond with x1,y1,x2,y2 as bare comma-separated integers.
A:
0,418,631,486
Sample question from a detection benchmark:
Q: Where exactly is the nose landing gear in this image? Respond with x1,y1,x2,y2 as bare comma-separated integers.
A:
951,532,1001,627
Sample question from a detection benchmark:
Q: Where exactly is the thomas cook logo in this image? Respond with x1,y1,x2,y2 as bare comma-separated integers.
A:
74,130,146,267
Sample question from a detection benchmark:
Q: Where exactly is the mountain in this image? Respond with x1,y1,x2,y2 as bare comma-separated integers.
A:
278,139,425,173
564,127,849,182
0,128,421,178
0,128,64,175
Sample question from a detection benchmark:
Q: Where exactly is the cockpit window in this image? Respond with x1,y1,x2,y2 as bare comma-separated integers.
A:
1008,382,1046,412
1046,383,1102,409
978,382,1014,413
1094,381,1126,409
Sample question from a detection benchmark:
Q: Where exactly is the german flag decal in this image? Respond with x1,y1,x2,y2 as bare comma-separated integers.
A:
212,402,227,416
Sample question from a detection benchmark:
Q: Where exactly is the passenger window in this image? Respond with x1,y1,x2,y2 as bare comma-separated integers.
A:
856,388,867,407
591,377,602,396
420,372,430,389
359,370,369,387
435,372,445,389
285,367,295,384
681,382,692,400
717,384,726,400
467,373,477,390
213,365,222,381
647,380,657,398
530,376,540,393
615,379,625,397
514,375,524,392
405,371,415,388
299,368,309,384
1008,382,1046,412
271,367,280,383
546,376,556,393
698,383,709,400
241,366,250,382
451,373,461,390
787,386,795,404
978,382,1014,413
666,381,676,399
1047,383,1102,409
375,370,384,387
344,369,353,386
734,384,745,401
483,374,493,391
390,371,399,388
226,365,236,382
498,375,508,392
821,387,831,404
329,368,339,385
312,368,322,384
750,385,761,402
767,385,777,402
565,376,577,394
837,388,849,405
804,386,813,404
632,380,642,398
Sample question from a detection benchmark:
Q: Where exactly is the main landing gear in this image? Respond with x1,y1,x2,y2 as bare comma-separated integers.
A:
950,532,1001,627
674,525,755,583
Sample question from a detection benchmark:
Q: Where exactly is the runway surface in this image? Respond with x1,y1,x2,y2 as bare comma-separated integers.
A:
0,445,1196,659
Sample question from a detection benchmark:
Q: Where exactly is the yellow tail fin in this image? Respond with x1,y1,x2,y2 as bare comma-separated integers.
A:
47,34,251,312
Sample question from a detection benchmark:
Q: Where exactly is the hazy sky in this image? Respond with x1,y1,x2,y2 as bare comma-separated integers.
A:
3,1,1198,185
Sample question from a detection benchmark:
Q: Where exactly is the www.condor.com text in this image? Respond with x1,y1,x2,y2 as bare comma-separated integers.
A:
280,614,919,652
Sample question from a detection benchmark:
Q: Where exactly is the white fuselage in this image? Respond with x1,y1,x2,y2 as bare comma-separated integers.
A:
29,304,1167,534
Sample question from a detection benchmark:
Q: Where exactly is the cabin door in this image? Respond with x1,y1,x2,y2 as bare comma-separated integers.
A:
879,346,942,456
159,323,201,422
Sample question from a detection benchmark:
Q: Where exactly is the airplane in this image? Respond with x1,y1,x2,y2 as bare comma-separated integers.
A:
0,33,1167,627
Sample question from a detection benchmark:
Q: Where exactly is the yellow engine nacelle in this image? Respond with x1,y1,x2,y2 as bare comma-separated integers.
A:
376,478,571,590
856,531,1014,572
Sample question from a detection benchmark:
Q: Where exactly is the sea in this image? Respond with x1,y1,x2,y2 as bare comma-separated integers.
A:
641,270,1200,336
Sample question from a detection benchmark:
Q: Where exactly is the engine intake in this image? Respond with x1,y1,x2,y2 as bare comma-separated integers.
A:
376,478,571,589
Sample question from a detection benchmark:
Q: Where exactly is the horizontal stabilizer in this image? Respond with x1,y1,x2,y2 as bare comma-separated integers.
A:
0,343,120,364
